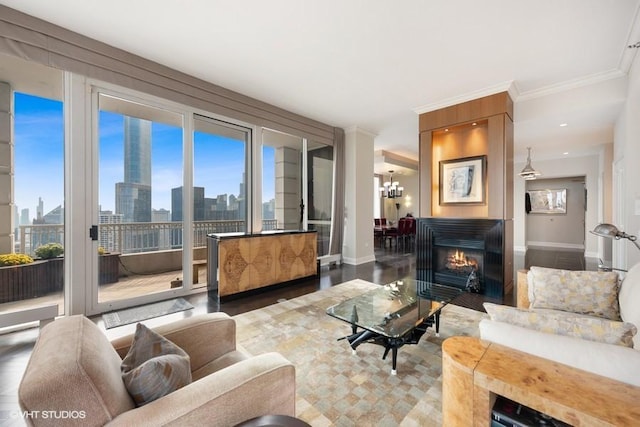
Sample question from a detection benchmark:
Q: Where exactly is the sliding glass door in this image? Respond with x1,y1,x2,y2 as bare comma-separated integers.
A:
96,93,185,306
192,115,250,287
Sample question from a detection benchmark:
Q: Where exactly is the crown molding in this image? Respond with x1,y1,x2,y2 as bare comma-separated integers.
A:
619,2,640,73
413,80,515,114
516,69,626,102
413,66,628,113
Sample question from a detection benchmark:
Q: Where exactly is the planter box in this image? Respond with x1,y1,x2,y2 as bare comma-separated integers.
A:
0,253,120,303
0,259,63,304
99,253,120,285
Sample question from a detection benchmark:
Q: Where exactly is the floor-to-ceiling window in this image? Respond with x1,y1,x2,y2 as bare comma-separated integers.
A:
1,53,337,316
374,174,382,219
0,54,65,317
262,128,303,231
307,140,334,257
193,115,250,285
97,93,185,304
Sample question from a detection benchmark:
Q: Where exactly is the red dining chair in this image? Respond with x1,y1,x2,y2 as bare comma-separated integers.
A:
403,217,416,250
386,218,405,250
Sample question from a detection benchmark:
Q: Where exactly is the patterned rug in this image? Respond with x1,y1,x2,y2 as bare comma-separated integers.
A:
234,279,487,426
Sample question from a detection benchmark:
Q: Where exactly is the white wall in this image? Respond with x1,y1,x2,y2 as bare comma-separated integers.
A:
614,52,640,269
382,172,419,220
513,152,603,259
343,127,376,265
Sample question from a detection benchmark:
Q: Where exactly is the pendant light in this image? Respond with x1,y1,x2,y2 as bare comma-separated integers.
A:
519,147,541,180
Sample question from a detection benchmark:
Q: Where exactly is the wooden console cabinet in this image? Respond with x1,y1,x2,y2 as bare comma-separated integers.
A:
442,336,640,426
207,231,317,298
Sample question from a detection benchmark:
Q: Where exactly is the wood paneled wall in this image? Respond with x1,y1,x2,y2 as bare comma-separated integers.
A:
418,92,513,220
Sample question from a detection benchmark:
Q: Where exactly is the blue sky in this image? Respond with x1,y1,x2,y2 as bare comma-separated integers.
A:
14,92,275,220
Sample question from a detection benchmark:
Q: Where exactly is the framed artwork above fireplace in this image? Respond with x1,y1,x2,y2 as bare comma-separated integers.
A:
439,155,486,205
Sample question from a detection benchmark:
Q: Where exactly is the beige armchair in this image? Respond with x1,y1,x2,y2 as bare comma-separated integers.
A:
19,313,295,426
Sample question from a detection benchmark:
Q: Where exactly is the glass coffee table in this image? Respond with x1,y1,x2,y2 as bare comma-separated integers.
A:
326,278,462,375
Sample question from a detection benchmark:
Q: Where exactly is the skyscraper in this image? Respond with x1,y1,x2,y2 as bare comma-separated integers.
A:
20,208,29,225
115,117,152,222
99,210,123,252
171,186,205,221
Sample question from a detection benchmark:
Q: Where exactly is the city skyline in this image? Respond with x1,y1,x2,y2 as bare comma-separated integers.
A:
14,91,276,223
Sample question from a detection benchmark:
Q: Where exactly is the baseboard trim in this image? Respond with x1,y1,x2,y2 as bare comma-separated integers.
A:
342,254,376,265
319,254,341,266
527,241,585,250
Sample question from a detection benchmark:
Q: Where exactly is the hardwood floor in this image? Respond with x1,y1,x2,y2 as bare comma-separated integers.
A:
524,247,593,271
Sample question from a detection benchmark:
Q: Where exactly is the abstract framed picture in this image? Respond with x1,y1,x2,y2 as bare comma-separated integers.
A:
527,188,567,214
439,155,486,204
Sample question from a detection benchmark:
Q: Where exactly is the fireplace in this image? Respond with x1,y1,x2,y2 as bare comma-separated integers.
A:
416,218,507,298
435,245,483,290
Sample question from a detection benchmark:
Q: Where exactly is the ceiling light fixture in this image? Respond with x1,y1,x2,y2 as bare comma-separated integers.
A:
560,123,568,127
380,170,404,199
519,147,541,180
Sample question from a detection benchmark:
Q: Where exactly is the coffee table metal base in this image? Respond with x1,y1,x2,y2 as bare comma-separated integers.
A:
338,312,441,374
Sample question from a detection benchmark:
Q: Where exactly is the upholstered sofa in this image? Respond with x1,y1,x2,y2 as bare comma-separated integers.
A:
19,313,296,426
479,262,640,387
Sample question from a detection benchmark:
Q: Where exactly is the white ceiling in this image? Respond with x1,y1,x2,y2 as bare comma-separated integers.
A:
2,0,639,171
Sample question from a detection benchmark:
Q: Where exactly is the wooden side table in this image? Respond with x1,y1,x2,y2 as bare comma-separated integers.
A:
442,336,640,426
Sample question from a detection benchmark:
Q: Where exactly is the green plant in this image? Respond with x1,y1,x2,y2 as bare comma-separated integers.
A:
34,243,64,259
0,253,34,266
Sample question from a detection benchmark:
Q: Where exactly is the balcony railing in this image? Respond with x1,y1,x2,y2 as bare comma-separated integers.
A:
17,219,278,256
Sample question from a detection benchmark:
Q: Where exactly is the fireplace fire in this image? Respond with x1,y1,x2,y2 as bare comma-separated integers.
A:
445,249,479,273
435,246,484,291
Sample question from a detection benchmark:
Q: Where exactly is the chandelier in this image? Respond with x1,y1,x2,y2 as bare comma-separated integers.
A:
519,147,541,180
380,170,403,198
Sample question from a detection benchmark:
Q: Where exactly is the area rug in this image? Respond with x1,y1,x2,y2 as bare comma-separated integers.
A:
102,298,194,329
234,279,487,427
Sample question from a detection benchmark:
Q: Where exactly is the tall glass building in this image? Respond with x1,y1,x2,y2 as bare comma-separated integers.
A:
115,117,152,223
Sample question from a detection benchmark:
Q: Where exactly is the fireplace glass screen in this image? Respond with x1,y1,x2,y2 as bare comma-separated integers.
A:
434,247,484,289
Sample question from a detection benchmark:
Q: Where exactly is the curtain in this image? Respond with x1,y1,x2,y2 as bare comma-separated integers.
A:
329,127,345,256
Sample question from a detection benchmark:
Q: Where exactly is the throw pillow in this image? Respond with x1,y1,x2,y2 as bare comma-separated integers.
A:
619,262,640,349
527,266,621,320
484,303,637,348
121,323,192,406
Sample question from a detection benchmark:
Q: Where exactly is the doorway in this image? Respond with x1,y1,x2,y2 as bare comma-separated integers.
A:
525,176,586,270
